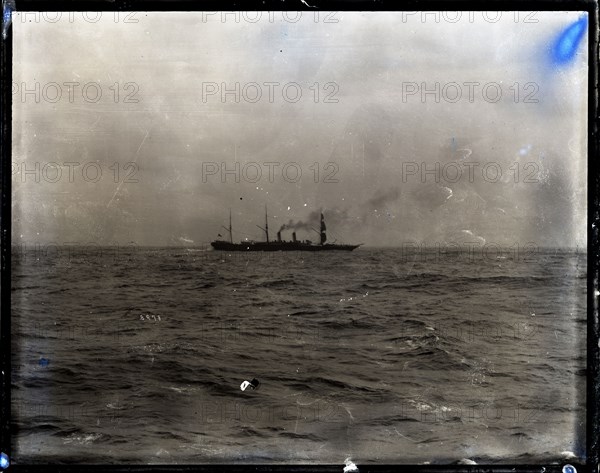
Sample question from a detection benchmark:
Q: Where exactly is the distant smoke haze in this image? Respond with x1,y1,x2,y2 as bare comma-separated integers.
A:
366,188,401,210
278,216,317,233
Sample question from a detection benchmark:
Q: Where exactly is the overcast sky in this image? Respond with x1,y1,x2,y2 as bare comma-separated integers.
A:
12,11,588,248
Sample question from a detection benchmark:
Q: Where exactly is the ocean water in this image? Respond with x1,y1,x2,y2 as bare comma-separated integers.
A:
10,246,587,464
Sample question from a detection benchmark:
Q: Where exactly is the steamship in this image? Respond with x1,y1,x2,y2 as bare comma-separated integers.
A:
210,208,361,252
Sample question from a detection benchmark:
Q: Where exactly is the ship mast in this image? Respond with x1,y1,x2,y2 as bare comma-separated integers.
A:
221,208,233,243
265,205,269,243
256,205,270,243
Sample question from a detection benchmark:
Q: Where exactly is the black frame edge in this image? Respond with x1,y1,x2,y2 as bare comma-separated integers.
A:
587,0,600,471
1,2,598,473
0,0,12,465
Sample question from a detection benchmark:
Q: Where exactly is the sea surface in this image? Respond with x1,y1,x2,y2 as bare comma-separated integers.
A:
10,246,587,464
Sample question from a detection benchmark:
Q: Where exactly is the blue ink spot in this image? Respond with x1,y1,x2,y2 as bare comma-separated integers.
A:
1,0,14,40
0,452,9,469
551,16,587,66
38,357,50,367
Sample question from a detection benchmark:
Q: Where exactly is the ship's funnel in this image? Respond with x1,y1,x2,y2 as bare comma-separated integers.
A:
277,231,281,242
292,232,297,243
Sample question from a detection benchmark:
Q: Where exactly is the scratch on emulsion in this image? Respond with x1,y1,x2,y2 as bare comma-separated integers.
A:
107,128,150,208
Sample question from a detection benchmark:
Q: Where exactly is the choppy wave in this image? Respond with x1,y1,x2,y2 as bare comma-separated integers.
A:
10,248,587,463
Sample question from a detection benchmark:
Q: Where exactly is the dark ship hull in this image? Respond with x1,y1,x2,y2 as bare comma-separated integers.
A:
211,208,361,252
211,241,360,252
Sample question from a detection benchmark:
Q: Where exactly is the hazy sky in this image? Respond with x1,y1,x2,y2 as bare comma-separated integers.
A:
12,11,588,247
